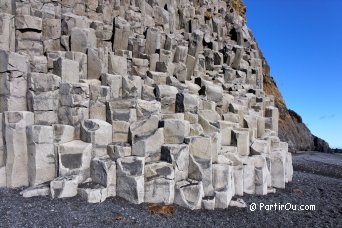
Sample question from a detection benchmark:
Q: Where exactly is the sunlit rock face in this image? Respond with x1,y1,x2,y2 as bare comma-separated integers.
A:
0,0,293,209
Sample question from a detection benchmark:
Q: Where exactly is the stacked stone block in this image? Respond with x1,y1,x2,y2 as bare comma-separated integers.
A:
0,0,293,209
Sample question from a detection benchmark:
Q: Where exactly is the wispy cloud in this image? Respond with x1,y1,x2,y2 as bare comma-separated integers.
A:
319,114,335,120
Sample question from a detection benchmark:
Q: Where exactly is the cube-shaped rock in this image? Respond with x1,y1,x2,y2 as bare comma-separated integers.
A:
161,119,190,144
91,156,116,197
50,175,78,198
213,164,235,209
101,73,122,99
107,143,131,160
78,182,108,203
43,19,61,40
161,144,189,182
112,121,130,143
231,129,250,156
174,180,204,210
16,15,42,31
58,140,92,182
53,124,75,144
71,27,96,53
251,139,271,155
53,58,79,83
129,115,160,144
0,167,5,187
265,107,279,134
144,162,175,204
145,27,160,55
81,119,112,157
136,99,161,119
20,184,50,198
116,156,145,204
254,155,269,195
59,83,89,107
132,128,164,163
242,157,255,194
108,53,127,76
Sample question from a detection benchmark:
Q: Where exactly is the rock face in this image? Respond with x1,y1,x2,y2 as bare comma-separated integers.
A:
259,48,331,152
0,0,294,209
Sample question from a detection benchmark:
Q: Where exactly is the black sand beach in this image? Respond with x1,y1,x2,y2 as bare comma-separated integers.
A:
0,152,341,227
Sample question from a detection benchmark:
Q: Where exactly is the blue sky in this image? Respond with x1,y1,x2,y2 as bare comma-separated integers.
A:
244,0,342,148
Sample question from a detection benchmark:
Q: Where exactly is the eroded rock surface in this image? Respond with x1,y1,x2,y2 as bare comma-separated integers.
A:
0,0,293,210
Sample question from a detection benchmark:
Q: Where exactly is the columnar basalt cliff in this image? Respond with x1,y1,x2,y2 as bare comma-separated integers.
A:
0,0,293,209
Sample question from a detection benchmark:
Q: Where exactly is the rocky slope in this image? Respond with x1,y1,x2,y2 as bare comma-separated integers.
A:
238,2,331,153
0,0,294,209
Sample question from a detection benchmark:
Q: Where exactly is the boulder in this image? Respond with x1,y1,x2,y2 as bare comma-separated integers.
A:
101,73,122,99
78,182,108,203
213,164,234,209
116,156,145,204
107,143,131,160
111,121,130,143
186,136,214,196
160,119,190,144
87,48,108,80
132,128,164,163
70,28,96,53
108,53,127,76
129,115,160,143
91,156,116,197
161,144,189,182
231,129,250,156
144,162,175,204
58,140,92,182
27,125,56,186
50,175,79,198
81,119,112,157
53,124,75,144
20,184,50,198
136,99,161,119
4,111,34,188
53,57,79,83
174,180,204,210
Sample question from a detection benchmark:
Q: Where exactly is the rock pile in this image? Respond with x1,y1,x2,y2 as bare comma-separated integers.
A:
0,0,293,210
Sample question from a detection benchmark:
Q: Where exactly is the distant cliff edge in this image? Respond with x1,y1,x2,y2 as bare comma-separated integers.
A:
236,0,332,153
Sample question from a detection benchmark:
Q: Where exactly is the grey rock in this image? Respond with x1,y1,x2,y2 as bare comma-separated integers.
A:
50,175,79,198
116,156,145,204
71,27,96,53
4,111,34,188
58,140,92,182
90,156,116,197
20,184,50,198
78,182,108,203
